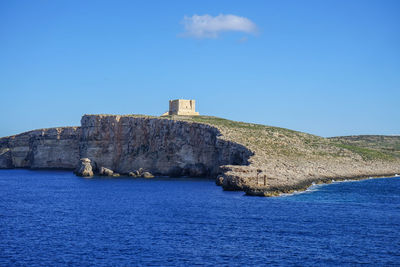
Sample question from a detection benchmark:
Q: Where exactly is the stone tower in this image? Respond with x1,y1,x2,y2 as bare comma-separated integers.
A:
164,99,199,116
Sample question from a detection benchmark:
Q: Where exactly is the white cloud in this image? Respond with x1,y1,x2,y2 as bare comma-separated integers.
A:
181,14,258,39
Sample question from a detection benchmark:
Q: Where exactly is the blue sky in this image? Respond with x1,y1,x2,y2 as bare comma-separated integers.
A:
0,0,399,137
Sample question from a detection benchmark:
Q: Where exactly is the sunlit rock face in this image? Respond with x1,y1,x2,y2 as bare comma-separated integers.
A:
75,158,94,177
0,127,80,169
0,115,252,177
79,115,251,176
1,114,400,196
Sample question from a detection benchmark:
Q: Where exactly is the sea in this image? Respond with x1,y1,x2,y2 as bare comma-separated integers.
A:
0,169,399,266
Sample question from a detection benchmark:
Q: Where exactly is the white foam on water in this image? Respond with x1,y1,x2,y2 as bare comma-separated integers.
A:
279,176,400,198
279,183,325,197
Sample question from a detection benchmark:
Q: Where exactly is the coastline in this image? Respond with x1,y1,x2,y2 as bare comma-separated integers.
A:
0,167,399,198
245,173,400,197
1,115,400,197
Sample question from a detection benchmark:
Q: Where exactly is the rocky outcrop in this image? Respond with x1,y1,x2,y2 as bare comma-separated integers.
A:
129,170,140,177
128,169,154,178
0,115,252,178
99,167,114,176
0,148,12,168
142,172,154,179
0,127,80,169
219,160,400,196
1,114,398,197
75,158,94,177
78,115,252,176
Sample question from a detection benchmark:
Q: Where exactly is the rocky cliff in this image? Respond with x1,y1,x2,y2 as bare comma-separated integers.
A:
170,116,400,196
1,114,399,197
79,115,251,176
0,115,252,177
0,127,80,169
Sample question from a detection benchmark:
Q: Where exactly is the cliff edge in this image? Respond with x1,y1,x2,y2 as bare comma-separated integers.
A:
176,116,400,195
0,115,252,177
0,114,399,196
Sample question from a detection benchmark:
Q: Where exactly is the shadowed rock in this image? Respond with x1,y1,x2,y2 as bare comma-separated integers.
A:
0,148,12,168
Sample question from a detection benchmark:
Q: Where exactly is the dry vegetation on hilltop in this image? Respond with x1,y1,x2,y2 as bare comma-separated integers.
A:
168,115,400,196
1,113,398,196
170,115,400,163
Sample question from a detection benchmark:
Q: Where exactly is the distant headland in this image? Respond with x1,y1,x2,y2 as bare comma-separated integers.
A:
0,100,399,196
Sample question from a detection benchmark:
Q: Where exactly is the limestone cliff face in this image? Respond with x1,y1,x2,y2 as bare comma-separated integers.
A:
79,115,252,176
0,115,252,177
1,114,399,197
0,127,80,169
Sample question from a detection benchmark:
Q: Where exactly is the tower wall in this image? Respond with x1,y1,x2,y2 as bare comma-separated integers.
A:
168,99,199,116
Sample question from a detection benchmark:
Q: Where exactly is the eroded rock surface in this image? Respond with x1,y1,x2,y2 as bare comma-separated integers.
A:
1,114,399,197
75,158,94,177
0,148,12,168
0,127,80,169
0,115,252,179
99,167,114,176
142,172,154,179
79,115,252,176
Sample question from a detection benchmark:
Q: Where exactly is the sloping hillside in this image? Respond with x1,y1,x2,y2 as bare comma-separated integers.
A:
170,116,400,196
1,114,398,197
329,135,400,159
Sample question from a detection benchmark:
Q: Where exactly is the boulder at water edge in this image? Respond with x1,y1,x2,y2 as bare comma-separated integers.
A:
75,158,94,177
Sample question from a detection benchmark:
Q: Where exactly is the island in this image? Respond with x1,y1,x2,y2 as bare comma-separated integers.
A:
0,100,399,196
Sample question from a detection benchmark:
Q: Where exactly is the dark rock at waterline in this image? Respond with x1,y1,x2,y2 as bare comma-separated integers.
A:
128,171,139,177
0,149,12,168
184,163,207,177
216,175,224,186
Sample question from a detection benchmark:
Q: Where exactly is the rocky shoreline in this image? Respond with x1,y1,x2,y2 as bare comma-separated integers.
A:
75,157,155,179
1,114,399,197
244,173,399,197
216,164,400,196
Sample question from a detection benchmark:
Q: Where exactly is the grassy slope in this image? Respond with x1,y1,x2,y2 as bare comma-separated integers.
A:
169,115,400,162
329,135,400,160
95,114,399,165
163,115,400,194
12,113,399,163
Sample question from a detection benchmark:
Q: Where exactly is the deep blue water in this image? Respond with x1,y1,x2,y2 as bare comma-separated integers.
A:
0,170,399,266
